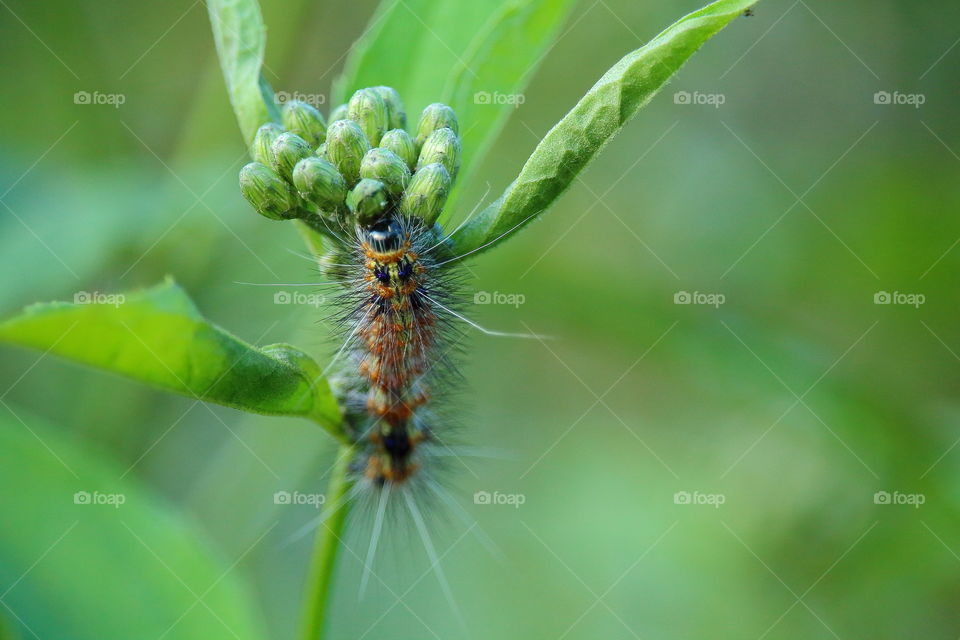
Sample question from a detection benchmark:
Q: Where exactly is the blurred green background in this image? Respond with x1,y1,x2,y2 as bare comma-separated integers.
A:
2,1,959,638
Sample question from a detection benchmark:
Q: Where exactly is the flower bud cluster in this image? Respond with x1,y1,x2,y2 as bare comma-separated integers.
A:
238,87,461,228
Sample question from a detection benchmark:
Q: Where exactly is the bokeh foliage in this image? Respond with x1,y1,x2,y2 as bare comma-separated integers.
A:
1,0,959,639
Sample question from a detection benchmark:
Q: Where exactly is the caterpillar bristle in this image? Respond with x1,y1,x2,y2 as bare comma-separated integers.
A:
321,209,466,492
402,488,469,632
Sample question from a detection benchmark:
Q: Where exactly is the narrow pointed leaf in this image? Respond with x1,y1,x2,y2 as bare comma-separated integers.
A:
207,0,280,150
334,0,498,110
0,280,343,437
450,0,760,256
207,0,330,254
439,0,578,223
334,0,575,196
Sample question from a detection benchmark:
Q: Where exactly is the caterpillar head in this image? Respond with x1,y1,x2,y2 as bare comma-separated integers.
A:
364,217,404,253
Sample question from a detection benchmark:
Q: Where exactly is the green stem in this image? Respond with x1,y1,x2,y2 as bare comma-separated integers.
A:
300,443,355,640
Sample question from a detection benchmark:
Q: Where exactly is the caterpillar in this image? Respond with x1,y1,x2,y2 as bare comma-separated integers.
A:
239,85,541,611
328,214,465,491
240,87,479,500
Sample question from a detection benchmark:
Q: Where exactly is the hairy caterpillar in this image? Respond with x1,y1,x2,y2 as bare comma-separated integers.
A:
326,214,465,491
239,88,526,594
238,88,494,492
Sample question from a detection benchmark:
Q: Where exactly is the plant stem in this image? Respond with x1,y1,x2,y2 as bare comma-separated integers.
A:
300,443,355,640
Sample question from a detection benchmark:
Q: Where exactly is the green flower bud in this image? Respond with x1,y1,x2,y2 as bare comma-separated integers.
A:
399,163,451,225
315,142,327,159
252,122,284,165
330,103,349,123
346,178,390,226
326,120,370,186
416,127,461,180
281,100,327,148
372,86,407,130
360,148,411,199
347,88,388,147
379,129,417,170
239,162,297,220
415,103,458,151
270,132,313,182
292,156,347,213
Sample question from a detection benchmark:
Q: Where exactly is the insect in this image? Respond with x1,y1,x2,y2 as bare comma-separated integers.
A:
328,213,466,492
239,87,521,525
238,86,537,611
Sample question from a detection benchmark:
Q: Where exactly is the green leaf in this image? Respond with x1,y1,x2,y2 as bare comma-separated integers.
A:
450,0,760,256
335,0,577,221
333,0,499,111
439,0,578,224
0,280,343,438
333,0,427,105
0,409,266,640
207,0,280,150
206,0,331,309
